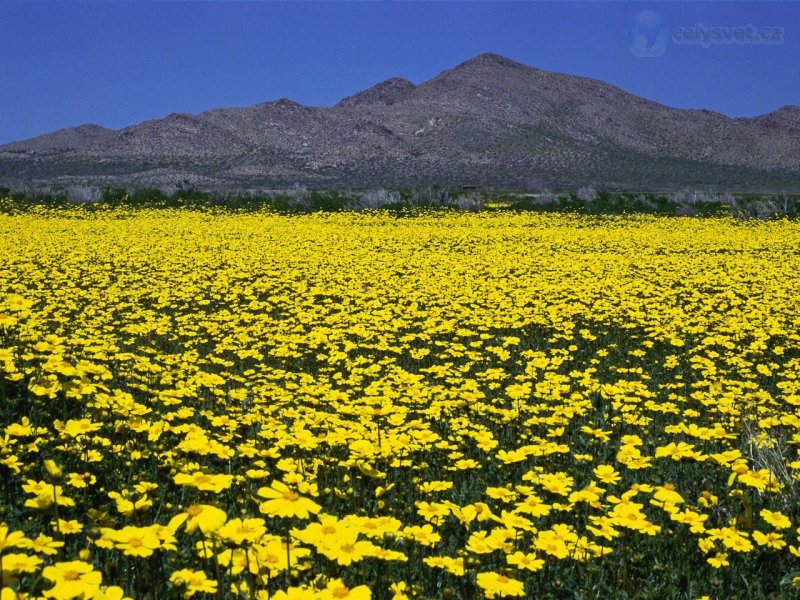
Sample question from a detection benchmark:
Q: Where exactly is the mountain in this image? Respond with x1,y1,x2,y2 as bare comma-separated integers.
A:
1,52,799,190
2,124,117,154
336,78,417,108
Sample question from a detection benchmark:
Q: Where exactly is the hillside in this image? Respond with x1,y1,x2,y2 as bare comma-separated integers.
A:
1,53,798,190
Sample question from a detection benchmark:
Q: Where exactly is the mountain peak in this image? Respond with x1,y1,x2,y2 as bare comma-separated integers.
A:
775,104,800,115
453,52,527,71
336,77,416,108
270,98,304,109
752,104,800,129
74,123,114,133
1,122,115,153
428,52,532,88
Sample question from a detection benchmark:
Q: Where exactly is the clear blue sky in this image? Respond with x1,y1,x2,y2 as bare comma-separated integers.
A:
1,1,797,144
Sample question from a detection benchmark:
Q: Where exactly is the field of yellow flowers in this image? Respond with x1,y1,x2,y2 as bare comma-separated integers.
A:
1,206,800,599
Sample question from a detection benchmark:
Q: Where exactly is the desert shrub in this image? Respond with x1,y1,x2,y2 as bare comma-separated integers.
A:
349,189,402,211
449,191,485,212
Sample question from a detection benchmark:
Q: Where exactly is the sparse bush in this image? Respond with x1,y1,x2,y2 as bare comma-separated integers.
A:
633,193,660,213
65,186,102,203
539,189,556,204
101,188,129,205
130,188,169,206
750,198,781,220
675,202,698,217
576,186,598,202
724,193,788,220
450,191,485,212
350,188,401,211
776,192,794,215
406,188,448,208
284,183,312,211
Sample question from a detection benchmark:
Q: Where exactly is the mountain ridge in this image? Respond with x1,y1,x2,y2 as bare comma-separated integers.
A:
2,52,798,190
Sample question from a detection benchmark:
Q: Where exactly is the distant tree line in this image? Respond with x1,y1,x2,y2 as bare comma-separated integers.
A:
0,183,797,219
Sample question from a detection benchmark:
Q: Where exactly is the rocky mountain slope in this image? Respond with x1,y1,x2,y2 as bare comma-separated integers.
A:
1,53,798,190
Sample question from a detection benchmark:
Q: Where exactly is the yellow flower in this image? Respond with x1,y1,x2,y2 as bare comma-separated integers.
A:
108,492,152,517
258,481,321,519
707,553,729,568
175,504,227,535
316,529,378,566
20,533,63,555
466,530,506,555
22,481,75,509
56,520,83,535
251,537,310,575
495,449,528,464
538,472,573,496
270,587,318,600
319,579,371,599
652,484,684,505
514,493,551,518
752,530,786,550
737,469,774,492
416,501,450,523
42,560,102,599
476,571,525,598
109,526,161,557
96,587,133,600
169,569,217,598
721,531,753,553
389,582,409,600
0,524,27,552
3,294,32,311
670,509,708,534
66,473,96,489
44,460,63,480
402,524,441,547
63,419,102,438
760,509,791,530
2,552,43,575
593,465,621,485
485,487,517,502
655,442,697,461
698,491,718,508
173,471,233,493
217,518,266,545
534,530,569,559
506,551,544,572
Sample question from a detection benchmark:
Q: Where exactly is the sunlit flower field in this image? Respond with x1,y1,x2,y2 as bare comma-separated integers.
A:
1,207,800,599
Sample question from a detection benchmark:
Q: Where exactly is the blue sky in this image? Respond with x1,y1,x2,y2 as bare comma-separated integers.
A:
0,1,797,144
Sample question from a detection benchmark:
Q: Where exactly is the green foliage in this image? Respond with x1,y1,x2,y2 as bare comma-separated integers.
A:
0,186,798,219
